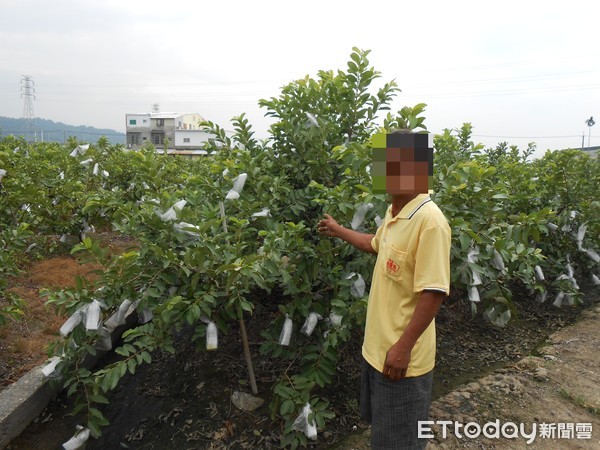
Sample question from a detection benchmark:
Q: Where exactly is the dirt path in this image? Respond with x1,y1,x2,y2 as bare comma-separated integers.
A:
342,305,600,449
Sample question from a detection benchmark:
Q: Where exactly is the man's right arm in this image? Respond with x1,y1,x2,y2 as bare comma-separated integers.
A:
317,214,376,254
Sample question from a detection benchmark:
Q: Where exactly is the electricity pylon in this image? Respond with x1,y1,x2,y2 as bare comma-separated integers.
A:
21,75,36,142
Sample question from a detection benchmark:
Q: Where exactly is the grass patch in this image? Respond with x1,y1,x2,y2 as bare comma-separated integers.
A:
558,389,600,417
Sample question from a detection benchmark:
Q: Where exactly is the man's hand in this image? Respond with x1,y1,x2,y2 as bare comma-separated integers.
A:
317,214,342,238
383,342,412,381
317,214,376,254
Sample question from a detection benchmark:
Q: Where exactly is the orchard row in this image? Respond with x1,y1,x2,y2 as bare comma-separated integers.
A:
0,48,598,448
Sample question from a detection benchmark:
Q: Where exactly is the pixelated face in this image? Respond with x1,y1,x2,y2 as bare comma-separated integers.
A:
371,132,433,195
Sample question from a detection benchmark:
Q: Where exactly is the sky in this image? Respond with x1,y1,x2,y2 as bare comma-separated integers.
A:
1,0,599,157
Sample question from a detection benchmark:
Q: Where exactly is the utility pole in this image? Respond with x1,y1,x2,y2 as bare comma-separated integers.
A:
20,75,36,142
585,116,595,150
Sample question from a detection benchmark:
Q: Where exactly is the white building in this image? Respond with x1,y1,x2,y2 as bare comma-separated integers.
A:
125,112,209,150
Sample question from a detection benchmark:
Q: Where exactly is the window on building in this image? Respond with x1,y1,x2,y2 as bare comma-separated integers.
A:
183,138,190,143
143,119,147,123
151,132,165,145
126,133,140,145
156,119,164,127
129,119,137,125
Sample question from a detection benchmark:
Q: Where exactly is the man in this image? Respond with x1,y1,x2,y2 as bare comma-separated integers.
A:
317,131,451,449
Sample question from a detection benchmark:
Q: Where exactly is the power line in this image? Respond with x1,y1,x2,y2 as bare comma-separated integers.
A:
0,129,124,136
408,70,600,89
402,83,600,100
472,134,587,139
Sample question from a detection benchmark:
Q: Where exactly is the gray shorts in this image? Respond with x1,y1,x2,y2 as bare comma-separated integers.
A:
360,357,433,450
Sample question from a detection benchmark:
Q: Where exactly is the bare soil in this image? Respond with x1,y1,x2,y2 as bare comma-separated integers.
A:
426,303,600,449
0,257,93,388
0,232,135,389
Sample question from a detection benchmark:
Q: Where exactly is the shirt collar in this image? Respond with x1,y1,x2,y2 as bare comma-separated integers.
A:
387,193,431,221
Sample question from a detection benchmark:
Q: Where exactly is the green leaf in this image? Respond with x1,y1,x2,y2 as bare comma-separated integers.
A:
459,233,471,252
280,399,295,416
67,382,78,397
118,362,127,377
88,420,101,438
89,407,104,420
114,347,128,357
141,351,152,364
71,402,87,416
90,394,110,405
109,370,120,390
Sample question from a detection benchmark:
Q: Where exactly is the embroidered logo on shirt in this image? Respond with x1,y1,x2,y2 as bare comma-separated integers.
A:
386,258,399,275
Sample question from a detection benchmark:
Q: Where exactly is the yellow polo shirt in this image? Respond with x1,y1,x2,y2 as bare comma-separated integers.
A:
362,194,451,377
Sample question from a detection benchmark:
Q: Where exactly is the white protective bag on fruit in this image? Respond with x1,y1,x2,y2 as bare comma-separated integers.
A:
305,112,319,128
300,312,322,337
84,300,103,331
105,299,132,329
351,203,373,230
62,425,90,450
468,286,480,302
60,309,84,338
278,315,293,346
96,327,113,351
252,207,270,218
157,199,187,222
206,321,218,350
346,272,366,298
138,308,153,324
42,356,62,377
534,265,545,281
553,292,565,308
491,249,505,272
292,402,317,440
225,173,248,200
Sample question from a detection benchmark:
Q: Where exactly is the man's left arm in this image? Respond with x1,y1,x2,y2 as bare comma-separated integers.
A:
382,290,445,380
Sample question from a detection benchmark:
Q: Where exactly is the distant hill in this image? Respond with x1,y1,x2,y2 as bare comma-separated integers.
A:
0,116,125,145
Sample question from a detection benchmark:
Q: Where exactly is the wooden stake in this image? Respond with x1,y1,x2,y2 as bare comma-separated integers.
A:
239,316,258,395
221,200,257,394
